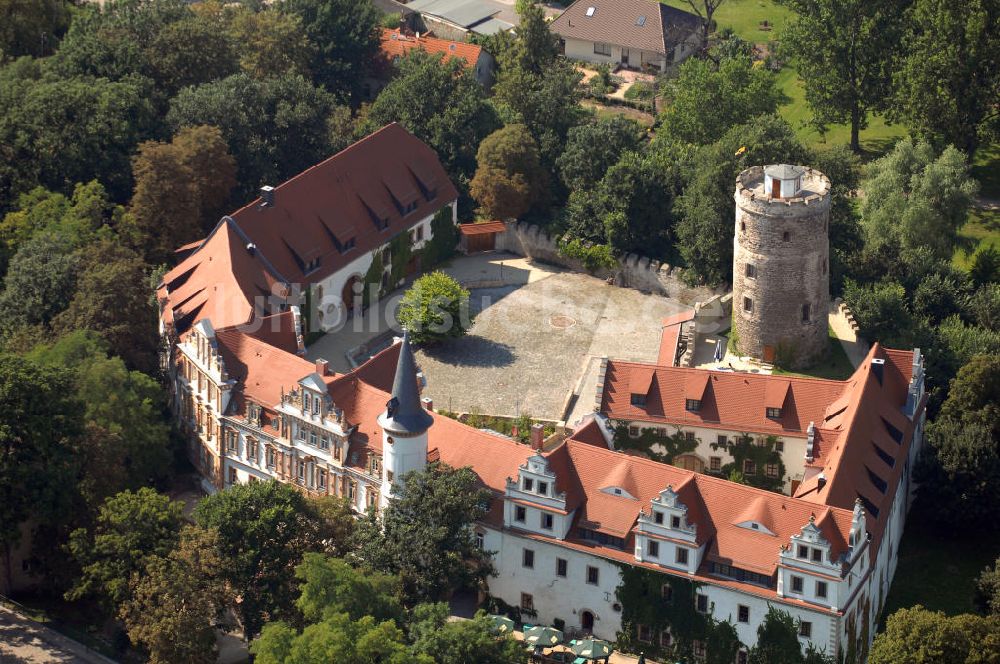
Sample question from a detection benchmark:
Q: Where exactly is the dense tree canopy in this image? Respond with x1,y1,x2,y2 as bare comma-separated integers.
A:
0,0,71,57
408,603,528,664
168,73,336,199
0,67,157,204
227,7,315,79
659,52,782,145
859,138,977,261
363,50,499,185
0,232,80,338
975,557,1000,617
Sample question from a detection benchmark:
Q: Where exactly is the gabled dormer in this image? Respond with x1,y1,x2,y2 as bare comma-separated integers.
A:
504,453,572,539
635,484,701,573
777,510,848,608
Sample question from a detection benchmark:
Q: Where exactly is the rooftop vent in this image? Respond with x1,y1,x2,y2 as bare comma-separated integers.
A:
246,243,257,255
259,185,275,207
585,6,596,16
817,473,827,490
636,15,646,26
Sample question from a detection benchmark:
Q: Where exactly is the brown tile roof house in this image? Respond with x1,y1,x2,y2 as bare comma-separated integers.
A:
157,123,458,337
550,0,701,66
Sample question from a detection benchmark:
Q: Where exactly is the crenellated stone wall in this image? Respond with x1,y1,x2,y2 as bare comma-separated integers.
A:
494,221,721,305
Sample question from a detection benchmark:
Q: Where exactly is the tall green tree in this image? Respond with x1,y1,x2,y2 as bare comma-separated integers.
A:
363,50,499,185
168,73,336,199
53,241,160,372
408,603,528,664
0,232,80,338
396,272,472,345
0,354,80,593
682,0,728,53
891,0,1000,157
66,488,183,610
470,124,547,219
193,480,326,640
294,553,403,625
29,332,173,511
253,612,427,664
120,525,224,664
279,0,380,100
659,53,782,145
354,463,492,604
143,14,239,98
778,0,906,151
975,557,1000,617
556,116,645,192
859,138,978,261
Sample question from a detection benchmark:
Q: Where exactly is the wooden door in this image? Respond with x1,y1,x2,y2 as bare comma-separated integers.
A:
771,178,781,198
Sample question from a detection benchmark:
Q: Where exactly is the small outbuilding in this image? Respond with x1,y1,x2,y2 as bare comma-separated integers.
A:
459,221,507,253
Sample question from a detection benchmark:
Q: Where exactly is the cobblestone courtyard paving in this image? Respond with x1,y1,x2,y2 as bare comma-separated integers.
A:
415,264,703,421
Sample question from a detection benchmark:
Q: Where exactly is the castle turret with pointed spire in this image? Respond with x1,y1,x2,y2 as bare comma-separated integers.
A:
378,331,434,507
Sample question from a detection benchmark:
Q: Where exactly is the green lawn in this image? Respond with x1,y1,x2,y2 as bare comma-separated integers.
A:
953,209,1000,270
772,328,857,381
972,142,1000,199
882,514,1000,618
662,0,907,154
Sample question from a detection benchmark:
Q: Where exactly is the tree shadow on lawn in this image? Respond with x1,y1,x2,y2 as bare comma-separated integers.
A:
421,336,516,368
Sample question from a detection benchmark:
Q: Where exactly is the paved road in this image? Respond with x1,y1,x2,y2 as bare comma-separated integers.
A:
0,606,94,664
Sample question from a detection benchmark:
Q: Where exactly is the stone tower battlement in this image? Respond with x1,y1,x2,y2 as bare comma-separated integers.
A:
732,165,831,369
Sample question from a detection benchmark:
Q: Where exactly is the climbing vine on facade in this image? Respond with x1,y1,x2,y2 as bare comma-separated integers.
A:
613,422,698,464
710,433,785,493
615,565,740,663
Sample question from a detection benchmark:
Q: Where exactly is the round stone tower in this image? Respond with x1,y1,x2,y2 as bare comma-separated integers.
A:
732,164,831,369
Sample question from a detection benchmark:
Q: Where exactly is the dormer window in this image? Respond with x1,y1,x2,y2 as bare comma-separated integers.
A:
671,515,681,529
304,393,311,412
654,511,664,524
685,399,701,412
631,393,646,407
798,545,808,559
523,477,534,492
766,407,782,418
537,481,548,496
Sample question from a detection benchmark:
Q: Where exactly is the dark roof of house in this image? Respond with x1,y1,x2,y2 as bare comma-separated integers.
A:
549,0,701,55
765,164,806,180
378,331,435,434
228,122,458,285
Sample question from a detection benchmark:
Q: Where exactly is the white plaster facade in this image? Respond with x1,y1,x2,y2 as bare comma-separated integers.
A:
562,33,698,71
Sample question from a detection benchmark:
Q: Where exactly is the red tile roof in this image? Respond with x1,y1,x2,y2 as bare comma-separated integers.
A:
602,360,847,436
549,438,854,576
657,310,693,366
228,123,458,285
379,28,483,68
459,221,507,236
158,219,287,335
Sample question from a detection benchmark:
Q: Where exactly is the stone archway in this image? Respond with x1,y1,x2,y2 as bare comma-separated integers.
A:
674,453,706,473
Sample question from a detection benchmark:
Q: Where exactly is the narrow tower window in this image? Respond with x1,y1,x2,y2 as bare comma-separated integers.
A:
743,297,753,313
782,231,791,242
745,263,756,279
801,303,810,323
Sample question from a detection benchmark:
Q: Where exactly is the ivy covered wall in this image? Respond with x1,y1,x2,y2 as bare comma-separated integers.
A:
613,422,699,464
710,434,786,493
615,565,741,664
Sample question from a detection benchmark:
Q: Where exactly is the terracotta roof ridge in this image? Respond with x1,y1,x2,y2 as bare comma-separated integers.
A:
606,359,851,386
225,123,407,220
221,216,291,287
564,438,853,516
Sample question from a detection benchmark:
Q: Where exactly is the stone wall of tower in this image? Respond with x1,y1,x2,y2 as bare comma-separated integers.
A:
732,166,831,369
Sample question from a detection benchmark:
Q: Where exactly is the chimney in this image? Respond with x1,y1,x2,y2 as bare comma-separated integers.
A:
530,423,545,451
315,358,329,376
817,473,827,490
871,357,885,385
422,396,434,412
259,185,275,207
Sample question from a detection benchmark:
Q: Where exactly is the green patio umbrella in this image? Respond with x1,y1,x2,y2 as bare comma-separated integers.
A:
524,625,564,648
571,637,613,660
487,614,515,635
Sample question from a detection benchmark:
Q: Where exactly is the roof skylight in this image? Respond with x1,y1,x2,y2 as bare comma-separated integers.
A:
585,6,596,16
636,15,646,26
